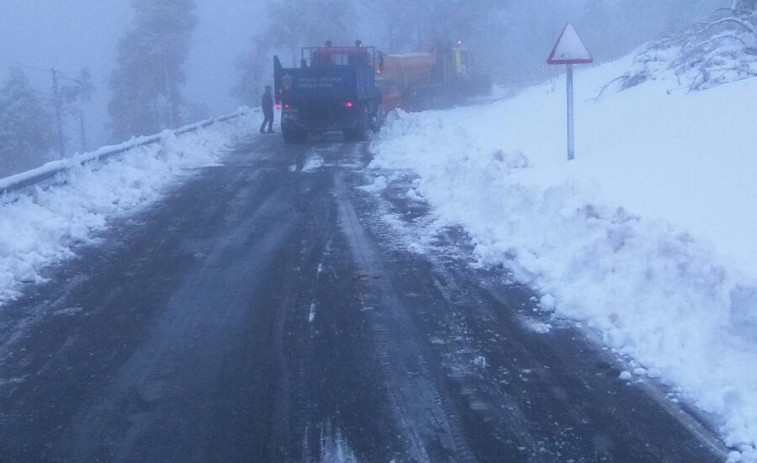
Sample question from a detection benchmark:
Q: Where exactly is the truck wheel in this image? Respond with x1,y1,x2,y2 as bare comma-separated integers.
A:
345,109,370,141
283,127,307,143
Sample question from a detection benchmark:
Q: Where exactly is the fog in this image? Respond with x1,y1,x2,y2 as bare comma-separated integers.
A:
0,0,130,149
352,0,723,85
0,0,725,159
185,0,267,112
1,0,266,151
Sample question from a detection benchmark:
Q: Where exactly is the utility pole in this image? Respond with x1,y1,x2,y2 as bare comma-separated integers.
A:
20,64,90,156
50,69,66,159
78,109,88,153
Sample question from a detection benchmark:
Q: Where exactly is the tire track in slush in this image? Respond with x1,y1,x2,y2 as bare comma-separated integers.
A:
334,170,476,463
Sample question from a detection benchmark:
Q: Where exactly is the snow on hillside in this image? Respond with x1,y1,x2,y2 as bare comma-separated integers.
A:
370,55,757,462
0,112,255,306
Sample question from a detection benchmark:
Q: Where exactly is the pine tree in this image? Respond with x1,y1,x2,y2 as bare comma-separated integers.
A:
109,0,197,141
0,68,54,175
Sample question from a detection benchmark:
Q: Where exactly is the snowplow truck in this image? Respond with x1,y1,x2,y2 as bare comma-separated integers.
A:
376,41,491,112
274,45,383,142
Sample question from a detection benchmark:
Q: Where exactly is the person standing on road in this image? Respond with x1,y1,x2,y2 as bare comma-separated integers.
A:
260,85,274,134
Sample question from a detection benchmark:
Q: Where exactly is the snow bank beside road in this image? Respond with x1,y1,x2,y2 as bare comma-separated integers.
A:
370,58,757,461
0,112,255,306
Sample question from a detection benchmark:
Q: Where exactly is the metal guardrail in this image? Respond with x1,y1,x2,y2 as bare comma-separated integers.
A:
0,109,250,196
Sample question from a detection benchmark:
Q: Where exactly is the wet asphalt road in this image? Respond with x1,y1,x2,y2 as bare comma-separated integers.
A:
0,133,728,462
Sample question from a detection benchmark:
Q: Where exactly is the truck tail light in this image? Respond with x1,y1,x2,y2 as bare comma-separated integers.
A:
344,101,354,108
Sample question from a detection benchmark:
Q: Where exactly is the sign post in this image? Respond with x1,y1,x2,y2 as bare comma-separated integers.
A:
547,24,593,161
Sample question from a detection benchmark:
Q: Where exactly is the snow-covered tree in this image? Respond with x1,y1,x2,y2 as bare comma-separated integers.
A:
607,0,757,93
678,1,757,89
0,68,54,175
109,0,197,141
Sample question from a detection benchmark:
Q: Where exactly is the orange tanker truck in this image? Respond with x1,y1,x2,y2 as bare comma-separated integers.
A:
376,41,490,112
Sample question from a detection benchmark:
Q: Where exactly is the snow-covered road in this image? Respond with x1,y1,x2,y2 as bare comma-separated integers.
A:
0,130,726,462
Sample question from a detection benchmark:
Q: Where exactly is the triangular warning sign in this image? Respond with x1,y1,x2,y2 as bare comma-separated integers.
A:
547,24,593,65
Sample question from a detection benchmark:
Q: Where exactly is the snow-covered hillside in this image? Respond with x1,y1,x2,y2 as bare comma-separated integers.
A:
0,112,255,306
370,55,757,462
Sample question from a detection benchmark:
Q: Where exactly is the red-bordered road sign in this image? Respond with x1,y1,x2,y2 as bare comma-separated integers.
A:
547,23,593,65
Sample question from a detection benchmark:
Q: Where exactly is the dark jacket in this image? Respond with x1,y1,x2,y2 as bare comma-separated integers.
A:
262,91,274,115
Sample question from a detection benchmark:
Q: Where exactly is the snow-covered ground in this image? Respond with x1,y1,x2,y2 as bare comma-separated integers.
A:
0,111,255,306
370,55,757,462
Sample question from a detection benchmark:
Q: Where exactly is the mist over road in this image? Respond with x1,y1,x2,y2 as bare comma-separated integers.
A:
0,135,725,462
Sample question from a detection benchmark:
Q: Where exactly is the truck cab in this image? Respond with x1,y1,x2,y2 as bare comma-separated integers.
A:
274,45,383,142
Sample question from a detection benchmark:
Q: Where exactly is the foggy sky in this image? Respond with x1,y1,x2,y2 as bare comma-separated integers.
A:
0,0,266,150
0,0,723,152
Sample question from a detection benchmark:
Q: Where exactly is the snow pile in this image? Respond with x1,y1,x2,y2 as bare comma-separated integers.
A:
0,112,255,305
0,110,252,194
302,154,325,172
371,57,757,460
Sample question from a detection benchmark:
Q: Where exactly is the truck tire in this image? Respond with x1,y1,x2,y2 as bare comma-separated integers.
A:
283,127,307,143
344,107,371,141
